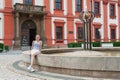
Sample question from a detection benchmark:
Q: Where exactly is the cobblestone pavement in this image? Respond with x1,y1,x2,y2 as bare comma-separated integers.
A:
0,51,43,80
0,50,119,80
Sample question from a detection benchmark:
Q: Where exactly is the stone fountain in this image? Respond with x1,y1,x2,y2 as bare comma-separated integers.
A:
22,48,120,79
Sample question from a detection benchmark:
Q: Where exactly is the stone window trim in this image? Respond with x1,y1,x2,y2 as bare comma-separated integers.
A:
54,19,65,43
93,22,102,41
110,24,117,41
75,0,83,12
93,22,102,28
75,21,83,42
54,0,63,10
23,0,35,5
94,1,101,18
109,3,116,19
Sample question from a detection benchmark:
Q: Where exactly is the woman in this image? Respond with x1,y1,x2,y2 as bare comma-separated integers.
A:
27,34,42,72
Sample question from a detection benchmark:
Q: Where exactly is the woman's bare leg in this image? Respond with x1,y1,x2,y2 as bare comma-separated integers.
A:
30,53,36,67
28,52,39,71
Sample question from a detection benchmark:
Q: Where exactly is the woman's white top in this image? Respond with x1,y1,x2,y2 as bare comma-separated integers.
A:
32,41,41,51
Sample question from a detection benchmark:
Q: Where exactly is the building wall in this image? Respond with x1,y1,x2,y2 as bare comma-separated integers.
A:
45,0,120,47
0,0,119,47
4,0,14,47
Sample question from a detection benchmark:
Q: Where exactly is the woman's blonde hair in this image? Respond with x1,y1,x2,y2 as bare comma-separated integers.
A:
36,34,40,37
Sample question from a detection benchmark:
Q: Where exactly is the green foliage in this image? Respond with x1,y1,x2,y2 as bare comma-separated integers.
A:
4,45,9,52
67,42,120,48
92,42,101,47
101,42,112,43
68,42,82,48
113,42,120,47
0,43,4,52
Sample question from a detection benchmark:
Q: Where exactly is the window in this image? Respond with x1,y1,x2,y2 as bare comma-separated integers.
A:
56,26,63,40
94,2,100,14
111,29,115,40
76,0,82,12
95,28,100,39
77,27,83,39
25,0,32,5
56,0,62,10
110,4,115,16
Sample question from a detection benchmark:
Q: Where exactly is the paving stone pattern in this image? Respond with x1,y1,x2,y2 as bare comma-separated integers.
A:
0,50,119,80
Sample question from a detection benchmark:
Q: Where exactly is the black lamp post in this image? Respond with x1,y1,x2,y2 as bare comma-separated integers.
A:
79,0,95,50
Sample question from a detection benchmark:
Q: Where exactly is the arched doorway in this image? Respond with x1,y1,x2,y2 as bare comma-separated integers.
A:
21,20,36,46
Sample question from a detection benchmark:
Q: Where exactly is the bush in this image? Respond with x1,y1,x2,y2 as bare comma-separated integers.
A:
92,42,101,47
101,42,112,43
4,45,9,52
68,42,82,48
0,43,4,52
68,43,73,48
113,42,120,47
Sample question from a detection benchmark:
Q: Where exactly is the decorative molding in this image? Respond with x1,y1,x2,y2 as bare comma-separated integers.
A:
103,0,108,5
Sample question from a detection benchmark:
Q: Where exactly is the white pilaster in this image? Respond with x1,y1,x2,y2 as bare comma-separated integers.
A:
0,0,5,9
100,0,104,41
0,13,4,43
84,0,87,11
72,0,75,16
50,0,54,14
35,0,44,6
116,3,119,41
107,3,110,41
64,0,67,15
12,0,23,5
51,17,55,45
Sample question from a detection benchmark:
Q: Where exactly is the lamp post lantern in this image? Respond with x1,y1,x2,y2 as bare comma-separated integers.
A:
79,1,95,50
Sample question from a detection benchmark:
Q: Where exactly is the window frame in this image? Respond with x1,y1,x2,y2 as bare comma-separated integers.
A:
94,1,101,18
110,28,116,41
77,27,83,40
110,4,116,19
76,0,82,12
24,0,33,5
93,22,102,42
56,26,63,41
95,28,100,39
55,0,62,10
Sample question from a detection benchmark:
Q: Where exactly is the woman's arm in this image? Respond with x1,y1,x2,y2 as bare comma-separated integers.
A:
31,41,34,50
40,41,42,53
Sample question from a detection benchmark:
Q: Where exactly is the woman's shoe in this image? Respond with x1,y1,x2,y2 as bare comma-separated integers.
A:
27,65,31,70
30,67,35,72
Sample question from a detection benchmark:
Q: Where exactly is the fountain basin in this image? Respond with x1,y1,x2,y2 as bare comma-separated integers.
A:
22,48,120,78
